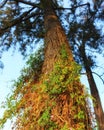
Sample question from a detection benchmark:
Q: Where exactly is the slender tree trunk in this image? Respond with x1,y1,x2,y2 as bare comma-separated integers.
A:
41,0,73,75
80,45,104,130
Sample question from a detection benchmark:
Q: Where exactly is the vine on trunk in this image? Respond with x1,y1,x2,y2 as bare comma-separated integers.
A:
0,45,93,130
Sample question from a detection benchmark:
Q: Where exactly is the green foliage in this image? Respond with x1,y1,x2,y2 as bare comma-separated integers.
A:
0,46,44,128
60,123,69,130
38,107,51,126
44,45,81,96
13,46,44,93
60,45,68,59
44,61,81,95
21,46,44,81
38,106,58,130
74,110,85,120
0,45,90,129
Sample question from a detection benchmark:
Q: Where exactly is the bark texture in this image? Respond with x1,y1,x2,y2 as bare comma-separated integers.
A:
41,0,73,75
80,45,104,130
40,0,90,129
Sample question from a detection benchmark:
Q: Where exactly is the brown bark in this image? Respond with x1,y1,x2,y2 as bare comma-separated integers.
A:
40,0,90,129
80,45,104,130
41,0,73,75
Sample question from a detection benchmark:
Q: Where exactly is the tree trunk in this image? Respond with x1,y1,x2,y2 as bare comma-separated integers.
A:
41,0,73,75
40,0,90,129
80,45,104,130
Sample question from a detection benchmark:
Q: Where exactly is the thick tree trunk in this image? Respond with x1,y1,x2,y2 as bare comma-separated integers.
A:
41,0,73,75
40,0,90,129
80,45,104,130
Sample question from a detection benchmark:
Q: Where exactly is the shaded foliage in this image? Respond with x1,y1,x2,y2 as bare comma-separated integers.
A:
0,0,63,56
65,0,104,67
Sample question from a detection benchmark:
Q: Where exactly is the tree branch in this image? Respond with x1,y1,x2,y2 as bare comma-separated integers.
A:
55,3,89,10
0,0,8,8
23,12,43,22
94,65,104,70
18,0,41,9
85,48,99,53
80,72,87,75
0,7,39,34
92,71,104,84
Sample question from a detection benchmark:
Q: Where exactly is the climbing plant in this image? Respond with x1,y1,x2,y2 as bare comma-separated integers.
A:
0,45,93,130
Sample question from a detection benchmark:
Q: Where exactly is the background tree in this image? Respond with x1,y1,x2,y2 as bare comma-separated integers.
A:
65,0,104,129
0,0,92,130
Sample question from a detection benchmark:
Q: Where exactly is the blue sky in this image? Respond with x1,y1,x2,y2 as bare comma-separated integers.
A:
0,49,26,130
